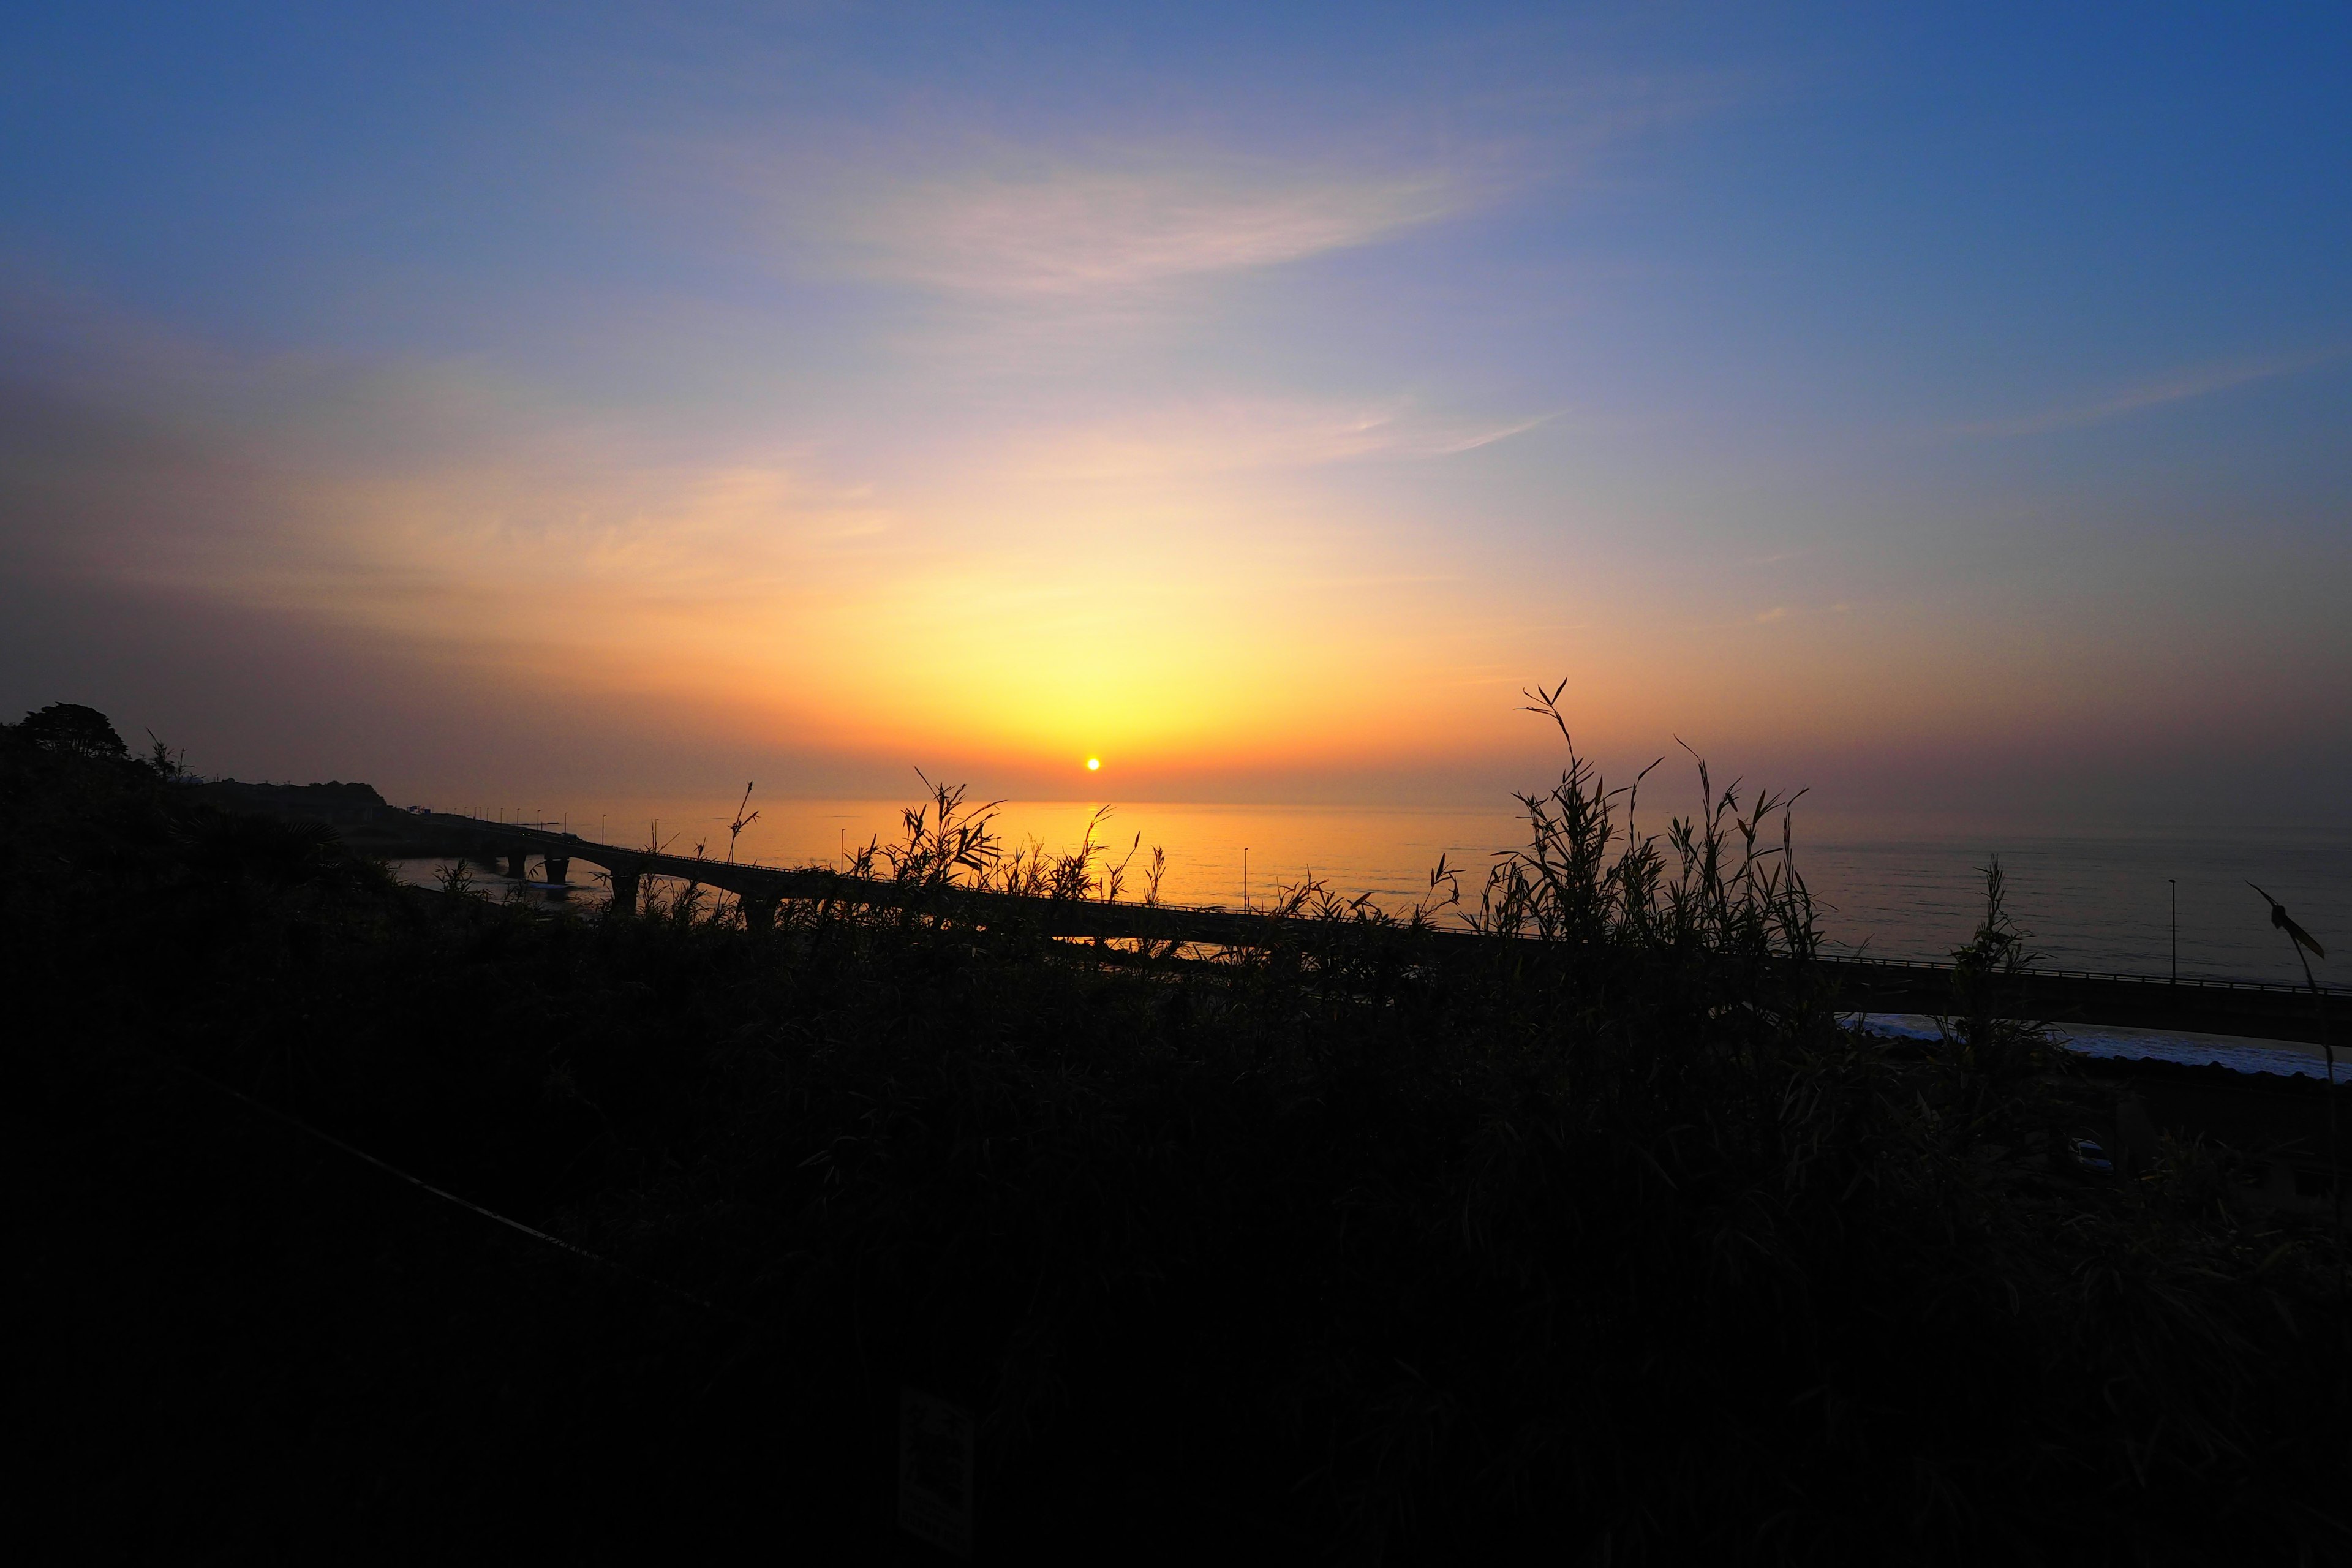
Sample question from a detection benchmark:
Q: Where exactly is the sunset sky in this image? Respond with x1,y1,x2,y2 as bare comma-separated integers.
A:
4,4,2347,828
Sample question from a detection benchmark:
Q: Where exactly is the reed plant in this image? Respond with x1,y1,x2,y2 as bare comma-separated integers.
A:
1937,857,2062,1149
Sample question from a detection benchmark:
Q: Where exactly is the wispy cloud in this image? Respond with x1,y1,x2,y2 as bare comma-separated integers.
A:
1434,412,1558,454
1001,397,1550,480
1957,349,2344,437
832,162,1459,297
0,295,897,644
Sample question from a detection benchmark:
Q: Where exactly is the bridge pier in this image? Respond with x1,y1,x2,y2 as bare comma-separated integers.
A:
608,870,639,916
543,854,570,887
505,847,529,881
741,891,780,933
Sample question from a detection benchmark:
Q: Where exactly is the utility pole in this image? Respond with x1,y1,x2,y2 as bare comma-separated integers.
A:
2169,878,2177,982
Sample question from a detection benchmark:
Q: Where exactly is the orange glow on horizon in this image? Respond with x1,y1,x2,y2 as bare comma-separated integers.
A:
137,381,2103,794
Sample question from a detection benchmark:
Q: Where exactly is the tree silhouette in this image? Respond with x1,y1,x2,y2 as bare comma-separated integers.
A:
14,703,127,760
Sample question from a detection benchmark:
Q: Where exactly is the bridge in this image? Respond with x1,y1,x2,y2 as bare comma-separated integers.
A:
404,812,2345,1050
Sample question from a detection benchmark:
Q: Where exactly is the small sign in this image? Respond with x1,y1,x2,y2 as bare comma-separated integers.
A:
897,1386,974,1559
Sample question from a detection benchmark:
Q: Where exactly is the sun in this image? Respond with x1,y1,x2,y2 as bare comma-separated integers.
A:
1085,756,1101,771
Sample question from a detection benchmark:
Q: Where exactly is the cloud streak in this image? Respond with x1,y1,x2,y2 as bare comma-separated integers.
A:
831,161,1460,297
1958,349,2345,437
1001,397,1553,480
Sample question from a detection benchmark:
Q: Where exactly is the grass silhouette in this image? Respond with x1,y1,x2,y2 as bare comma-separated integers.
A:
8,698,2348,1562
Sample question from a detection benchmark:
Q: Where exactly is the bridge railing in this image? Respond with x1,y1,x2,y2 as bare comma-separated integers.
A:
1820,954,2350,998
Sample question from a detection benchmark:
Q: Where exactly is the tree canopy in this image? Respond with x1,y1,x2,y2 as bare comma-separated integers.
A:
14,703,128,760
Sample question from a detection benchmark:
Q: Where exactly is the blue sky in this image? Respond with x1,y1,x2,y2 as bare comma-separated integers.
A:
3,3,2346,825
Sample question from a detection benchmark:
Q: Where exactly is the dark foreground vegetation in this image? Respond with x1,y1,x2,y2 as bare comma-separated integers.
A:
11,701,2349,1563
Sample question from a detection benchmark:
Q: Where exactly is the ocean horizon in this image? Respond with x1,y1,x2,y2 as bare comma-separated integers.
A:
397,793,2352,989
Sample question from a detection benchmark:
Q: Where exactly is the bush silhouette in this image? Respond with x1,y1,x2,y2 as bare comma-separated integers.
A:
14,702,127,760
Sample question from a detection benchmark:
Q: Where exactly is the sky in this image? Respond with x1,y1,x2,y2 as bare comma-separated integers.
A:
2,2,2348,830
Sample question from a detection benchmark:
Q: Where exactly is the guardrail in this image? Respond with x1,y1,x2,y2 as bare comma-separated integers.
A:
1822,954,2350,1000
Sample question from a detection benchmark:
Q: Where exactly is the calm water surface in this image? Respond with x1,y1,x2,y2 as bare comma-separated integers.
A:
402,794,2351,989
